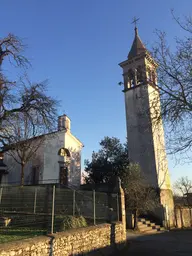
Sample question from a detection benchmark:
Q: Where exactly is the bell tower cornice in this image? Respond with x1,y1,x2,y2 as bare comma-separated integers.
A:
119,26,158,92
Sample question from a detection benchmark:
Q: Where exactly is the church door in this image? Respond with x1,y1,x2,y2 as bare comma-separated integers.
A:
59,167,68,186
31,167,39,185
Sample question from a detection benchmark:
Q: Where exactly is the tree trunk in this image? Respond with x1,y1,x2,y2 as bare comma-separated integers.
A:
180,208,184,228
20,164,25,186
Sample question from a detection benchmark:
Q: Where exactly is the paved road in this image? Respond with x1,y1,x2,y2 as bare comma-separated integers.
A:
121,230,192,256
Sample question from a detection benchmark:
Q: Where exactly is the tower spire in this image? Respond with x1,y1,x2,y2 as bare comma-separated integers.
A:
128,17,146,59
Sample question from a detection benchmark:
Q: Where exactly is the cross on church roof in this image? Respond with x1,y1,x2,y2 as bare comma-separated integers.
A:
131,17,140,28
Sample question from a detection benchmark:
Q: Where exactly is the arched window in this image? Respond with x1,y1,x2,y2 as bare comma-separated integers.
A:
128,69,135,88
58,148,71,157
137,65,143,84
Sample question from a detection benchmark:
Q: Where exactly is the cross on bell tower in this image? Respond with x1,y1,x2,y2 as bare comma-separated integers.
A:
131,16,140,28
119,23,174,226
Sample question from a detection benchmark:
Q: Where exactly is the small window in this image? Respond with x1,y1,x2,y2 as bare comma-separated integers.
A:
58,148,71,157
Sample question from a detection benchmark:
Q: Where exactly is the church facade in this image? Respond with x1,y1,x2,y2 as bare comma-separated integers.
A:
2,114,83,187
119,26,174,225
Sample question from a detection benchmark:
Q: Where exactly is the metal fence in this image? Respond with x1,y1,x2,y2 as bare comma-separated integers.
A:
0,185,119,235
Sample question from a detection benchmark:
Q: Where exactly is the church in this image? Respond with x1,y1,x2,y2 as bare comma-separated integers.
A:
1,114,83,187
119,25,174,225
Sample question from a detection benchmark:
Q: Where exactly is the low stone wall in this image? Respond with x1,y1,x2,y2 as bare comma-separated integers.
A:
0,222,126,256
175,207,192,228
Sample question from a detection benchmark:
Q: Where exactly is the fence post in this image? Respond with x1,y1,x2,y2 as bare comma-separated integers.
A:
51,185,56,234
73,190,76,216
190,208,192,227
117,193,119,222
119,186,126,241
0,187,3,204
93,190,96,225
33,188,37,214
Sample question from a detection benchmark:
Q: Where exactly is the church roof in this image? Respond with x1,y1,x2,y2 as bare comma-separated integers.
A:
128,27,146,59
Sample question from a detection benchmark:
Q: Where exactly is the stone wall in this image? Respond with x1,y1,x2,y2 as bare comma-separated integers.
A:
0,222,126,256
175,207,192,228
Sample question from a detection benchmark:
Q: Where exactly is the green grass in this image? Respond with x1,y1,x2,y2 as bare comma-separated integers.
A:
0,227,46,243
0,215,102,243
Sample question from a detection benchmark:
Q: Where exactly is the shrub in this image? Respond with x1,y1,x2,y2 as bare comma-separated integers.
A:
59,215,87,231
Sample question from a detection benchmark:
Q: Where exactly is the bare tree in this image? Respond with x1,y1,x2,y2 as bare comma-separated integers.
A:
152,13,192,159
0,34,58,147
174,176,192,204
174,176,192,226
0,33,59,185
121,163,159,229
2,112,50,185
0,33,29,67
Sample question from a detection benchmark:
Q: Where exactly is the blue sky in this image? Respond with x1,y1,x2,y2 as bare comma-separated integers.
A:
1,0,192,184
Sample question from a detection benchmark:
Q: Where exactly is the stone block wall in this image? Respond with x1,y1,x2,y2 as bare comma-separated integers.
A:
175,207,192,228
0,222,126,256
0,236,50,256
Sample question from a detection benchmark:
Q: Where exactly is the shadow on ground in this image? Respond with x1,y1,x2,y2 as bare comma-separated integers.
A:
117,229,192,256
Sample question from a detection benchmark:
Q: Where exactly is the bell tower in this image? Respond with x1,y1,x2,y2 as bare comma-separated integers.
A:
119,25,174,223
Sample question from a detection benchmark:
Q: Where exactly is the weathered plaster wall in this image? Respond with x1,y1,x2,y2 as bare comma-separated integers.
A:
147,85,171,190
65,131,82,187
3,129,83,187
124,84,158,187
175,207,192,228
0,222,126,256
42,131,64,182
124,79,174,225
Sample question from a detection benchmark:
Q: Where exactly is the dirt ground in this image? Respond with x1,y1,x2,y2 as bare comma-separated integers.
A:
119,229,192,256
